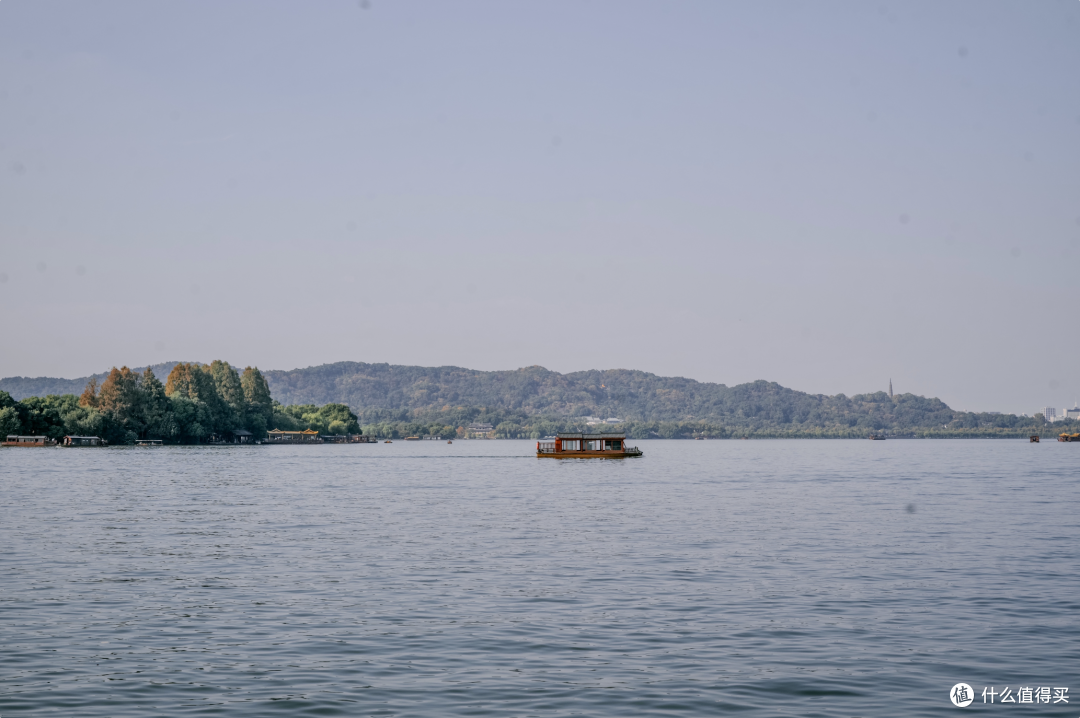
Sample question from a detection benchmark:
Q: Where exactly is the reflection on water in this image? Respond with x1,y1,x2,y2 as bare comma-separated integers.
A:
1,440,1077,716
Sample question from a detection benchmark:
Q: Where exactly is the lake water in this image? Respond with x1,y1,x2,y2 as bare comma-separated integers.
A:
1,439,1078,716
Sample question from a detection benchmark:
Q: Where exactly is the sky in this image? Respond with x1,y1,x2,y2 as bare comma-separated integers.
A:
0,0,1078,415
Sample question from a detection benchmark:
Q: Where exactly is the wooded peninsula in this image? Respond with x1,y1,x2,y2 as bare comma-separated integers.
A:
0,361,359,445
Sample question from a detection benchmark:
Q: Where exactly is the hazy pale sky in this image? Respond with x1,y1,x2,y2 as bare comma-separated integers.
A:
1,1,1078,414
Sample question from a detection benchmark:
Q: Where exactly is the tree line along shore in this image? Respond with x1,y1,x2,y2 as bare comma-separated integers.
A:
0,361,361,445
2,360,1077,443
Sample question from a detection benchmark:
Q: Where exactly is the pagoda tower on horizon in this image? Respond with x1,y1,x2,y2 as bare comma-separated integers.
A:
889,379,893,398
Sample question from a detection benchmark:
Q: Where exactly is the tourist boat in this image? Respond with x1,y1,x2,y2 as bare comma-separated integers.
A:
868,434,886,440
536,433,643,458
65,435,106,447
1058,433,1080,442
3,435,57,447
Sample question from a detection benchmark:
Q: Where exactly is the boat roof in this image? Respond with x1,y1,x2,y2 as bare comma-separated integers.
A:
557,432,626,440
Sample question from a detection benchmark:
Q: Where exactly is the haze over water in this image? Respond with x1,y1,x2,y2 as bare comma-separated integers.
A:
2,440,1077,716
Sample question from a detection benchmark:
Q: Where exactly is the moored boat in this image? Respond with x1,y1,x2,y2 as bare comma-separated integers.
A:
64,435,105,447
537,432,643,458
3,435,57,447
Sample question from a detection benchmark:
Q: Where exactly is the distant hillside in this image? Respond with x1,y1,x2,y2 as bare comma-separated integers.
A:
262,362,965,427
0,362,181,401
258,362,1068,437
4,360,1064,437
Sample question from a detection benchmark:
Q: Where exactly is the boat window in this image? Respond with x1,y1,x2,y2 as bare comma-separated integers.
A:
605,440,621,450
562,440,580,451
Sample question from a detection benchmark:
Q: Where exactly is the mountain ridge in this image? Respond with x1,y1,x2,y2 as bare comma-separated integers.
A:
259,361,963,430
2,360,1053,435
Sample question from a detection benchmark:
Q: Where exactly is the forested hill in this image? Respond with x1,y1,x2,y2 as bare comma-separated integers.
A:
263,363,745,420
4,360,1060,436
0,363,181,401
259,361,986,431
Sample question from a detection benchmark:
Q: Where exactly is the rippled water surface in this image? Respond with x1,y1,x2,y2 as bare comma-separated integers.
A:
2,440,1078,716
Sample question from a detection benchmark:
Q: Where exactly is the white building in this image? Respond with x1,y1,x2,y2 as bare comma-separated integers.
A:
1066,406,1080,421
1041,407,1057,421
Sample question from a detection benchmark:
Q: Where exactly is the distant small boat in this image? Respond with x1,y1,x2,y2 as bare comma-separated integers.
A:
1030,435,1040,443
384,439,392,443
869,434,886,440
447,440,453,444
405,436,421,441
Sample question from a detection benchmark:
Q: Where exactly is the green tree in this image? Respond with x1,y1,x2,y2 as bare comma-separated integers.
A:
141,368,174,439
210,360,244,431
168,394,211,443
16,396,69,440
241,366,273,436
0,390,16,410
166,362,230,439
0,406,21,437
61,404,105,438
270,400,305,431
310,403,360,434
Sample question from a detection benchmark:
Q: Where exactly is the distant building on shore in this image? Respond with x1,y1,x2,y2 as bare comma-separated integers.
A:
465,423,495,439
1067,405,1080,421
1041,407,1058,422
267,429,321,443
